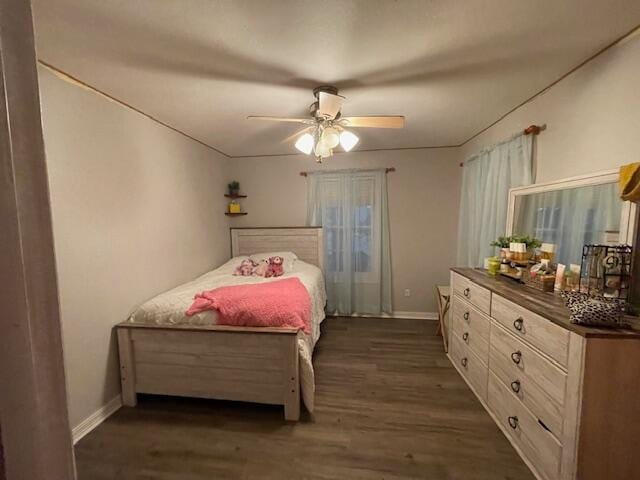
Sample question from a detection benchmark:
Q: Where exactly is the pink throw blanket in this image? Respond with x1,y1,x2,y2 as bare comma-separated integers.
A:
185,278,311,333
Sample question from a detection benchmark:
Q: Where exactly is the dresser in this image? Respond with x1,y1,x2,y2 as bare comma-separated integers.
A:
449,268,640,480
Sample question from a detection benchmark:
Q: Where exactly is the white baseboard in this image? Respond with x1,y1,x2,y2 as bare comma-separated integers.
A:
330,311,438,320
391,311,438,320
72,395,122,444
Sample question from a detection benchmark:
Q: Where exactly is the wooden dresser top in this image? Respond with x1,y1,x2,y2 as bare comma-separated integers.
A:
451,268,640,339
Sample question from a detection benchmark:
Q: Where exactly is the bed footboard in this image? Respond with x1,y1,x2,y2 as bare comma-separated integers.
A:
116,324,301,421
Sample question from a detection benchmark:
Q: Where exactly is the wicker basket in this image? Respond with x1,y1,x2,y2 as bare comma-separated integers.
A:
524,271,555,292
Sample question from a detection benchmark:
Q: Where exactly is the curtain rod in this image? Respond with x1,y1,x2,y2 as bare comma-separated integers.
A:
459,124,545,167
300,167,396,177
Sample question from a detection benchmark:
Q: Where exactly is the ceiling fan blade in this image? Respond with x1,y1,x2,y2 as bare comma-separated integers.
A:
247,116,315,125
281,126,314,144
318,92,344,119
339,116,405,129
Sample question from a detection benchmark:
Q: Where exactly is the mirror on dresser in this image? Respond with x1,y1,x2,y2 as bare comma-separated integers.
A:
506,169,636,266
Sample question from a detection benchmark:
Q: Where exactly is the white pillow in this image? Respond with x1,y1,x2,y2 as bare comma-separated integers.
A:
249,251,297,272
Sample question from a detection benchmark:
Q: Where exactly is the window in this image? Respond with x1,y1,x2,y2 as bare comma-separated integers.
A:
306,169,392,315
318,176,378,279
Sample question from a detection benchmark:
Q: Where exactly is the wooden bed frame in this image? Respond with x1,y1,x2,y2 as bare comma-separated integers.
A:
116,227,323,421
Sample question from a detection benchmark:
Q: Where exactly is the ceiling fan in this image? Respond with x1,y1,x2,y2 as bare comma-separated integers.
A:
247,86,405,162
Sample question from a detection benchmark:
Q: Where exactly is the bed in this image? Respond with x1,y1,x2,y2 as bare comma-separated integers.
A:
115,227,325,421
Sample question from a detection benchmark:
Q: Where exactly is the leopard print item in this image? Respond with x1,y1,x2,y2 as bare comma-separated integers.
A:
562,292,625,327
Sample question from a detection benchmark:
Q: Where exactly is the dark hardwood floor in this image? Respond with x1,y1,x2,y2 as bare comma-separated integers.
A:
76,318,535,480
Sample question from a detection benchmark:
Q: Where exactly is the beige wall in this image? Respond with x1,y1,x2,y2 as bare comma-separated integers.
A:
228,149,461,314
459,31,640,182
38,66,230,430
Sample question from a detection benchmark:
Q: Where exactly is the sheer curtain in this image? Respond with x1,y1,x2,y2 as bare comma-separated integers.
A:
306,168,392,315
457,133,534,267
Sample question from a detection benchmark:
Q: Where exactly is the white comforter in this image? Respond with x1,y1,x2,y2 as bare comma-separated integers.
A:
126,257,327,411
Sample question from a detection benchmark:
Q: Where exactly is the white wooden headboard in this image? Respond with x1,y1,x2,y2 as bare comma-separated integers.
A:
230,227,324,270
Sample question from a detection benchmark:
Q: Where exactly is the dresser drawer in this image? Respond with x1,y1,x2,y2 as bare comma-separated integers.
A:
452,296,490,363
491,294,569,367
488,373,562,480
450,334,488,400
451,272,491,315
490,322,566,437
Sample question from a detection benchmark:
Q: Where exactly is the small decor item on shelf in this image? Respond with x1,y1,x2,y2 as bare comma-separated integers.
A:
228,180,240,196
565,264,581,292
487,257,501,276
505,234,541,263
554,263,566,292
540,243,556,262
579,244,632,299
490,236,511,261
490,235,541,281
509,241,528,262
562,291,626,327
524,259,556,292
228,200,241,213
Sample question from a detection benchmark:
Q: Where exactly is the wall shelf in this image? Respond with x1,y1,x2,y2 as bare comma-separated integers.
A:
225,212,248,216
224,194,247,199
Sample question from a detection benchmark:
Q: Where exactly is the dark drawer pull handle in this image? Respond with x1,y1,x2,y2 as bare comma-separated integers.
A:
513,317,524,331
508,416,519,429
511,350,522,365
511,380,521,393
463,288,470,297
462,332,469,342
538,419,551,433
463,311,470,321
461,357,468,368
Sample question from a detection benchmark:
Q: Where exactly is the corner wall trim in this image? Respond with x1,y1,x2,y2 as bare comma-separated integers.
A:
72,395,122,444
37,60,230,158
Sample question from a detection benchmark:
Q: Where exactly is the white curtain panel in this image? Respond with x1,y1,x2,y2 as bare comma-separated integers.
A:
457,133,534,267
306,168,392,315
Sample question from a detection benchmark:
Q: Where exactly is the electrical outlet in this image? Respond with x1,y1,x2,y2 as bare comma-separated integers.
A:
404,289,411,297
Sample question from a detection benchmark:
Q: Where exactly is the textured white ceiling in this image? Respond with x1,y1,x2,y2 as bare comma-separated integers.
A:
33,0,640,157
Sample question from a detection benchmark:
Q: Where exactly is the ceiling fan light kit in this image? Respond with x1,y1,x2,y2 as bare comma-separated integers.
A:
320,126,340,149
339,130,359,152
294,133,315,155
248,86,405,163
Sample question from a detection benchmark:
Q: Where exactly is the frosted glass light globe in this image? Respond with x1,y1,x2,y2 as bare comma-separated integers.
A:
314,142,332,158
294,133,314,155
339,130,359,152
321,127,340,149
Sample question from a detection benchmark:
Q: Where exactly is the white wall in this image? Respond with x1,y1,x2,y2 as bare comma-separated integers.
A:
228,149,461,314
38,66,231,430
459,31,640,182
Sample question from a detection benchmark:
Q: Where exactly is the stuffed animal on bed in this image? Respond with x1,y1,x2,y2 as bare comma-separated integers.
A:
264,256,285,278
253,259,269,277
233,259,257,276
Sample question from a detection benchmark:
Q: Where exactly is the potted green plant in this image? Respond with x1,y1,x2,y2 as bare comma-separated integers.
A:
509,234,542,262
490,236,512,260
510,234,542,250
228,181,240,196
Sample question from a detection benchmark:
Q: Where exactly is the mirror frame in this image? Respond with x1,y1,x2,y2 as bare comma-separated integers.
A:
506,169,636,246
